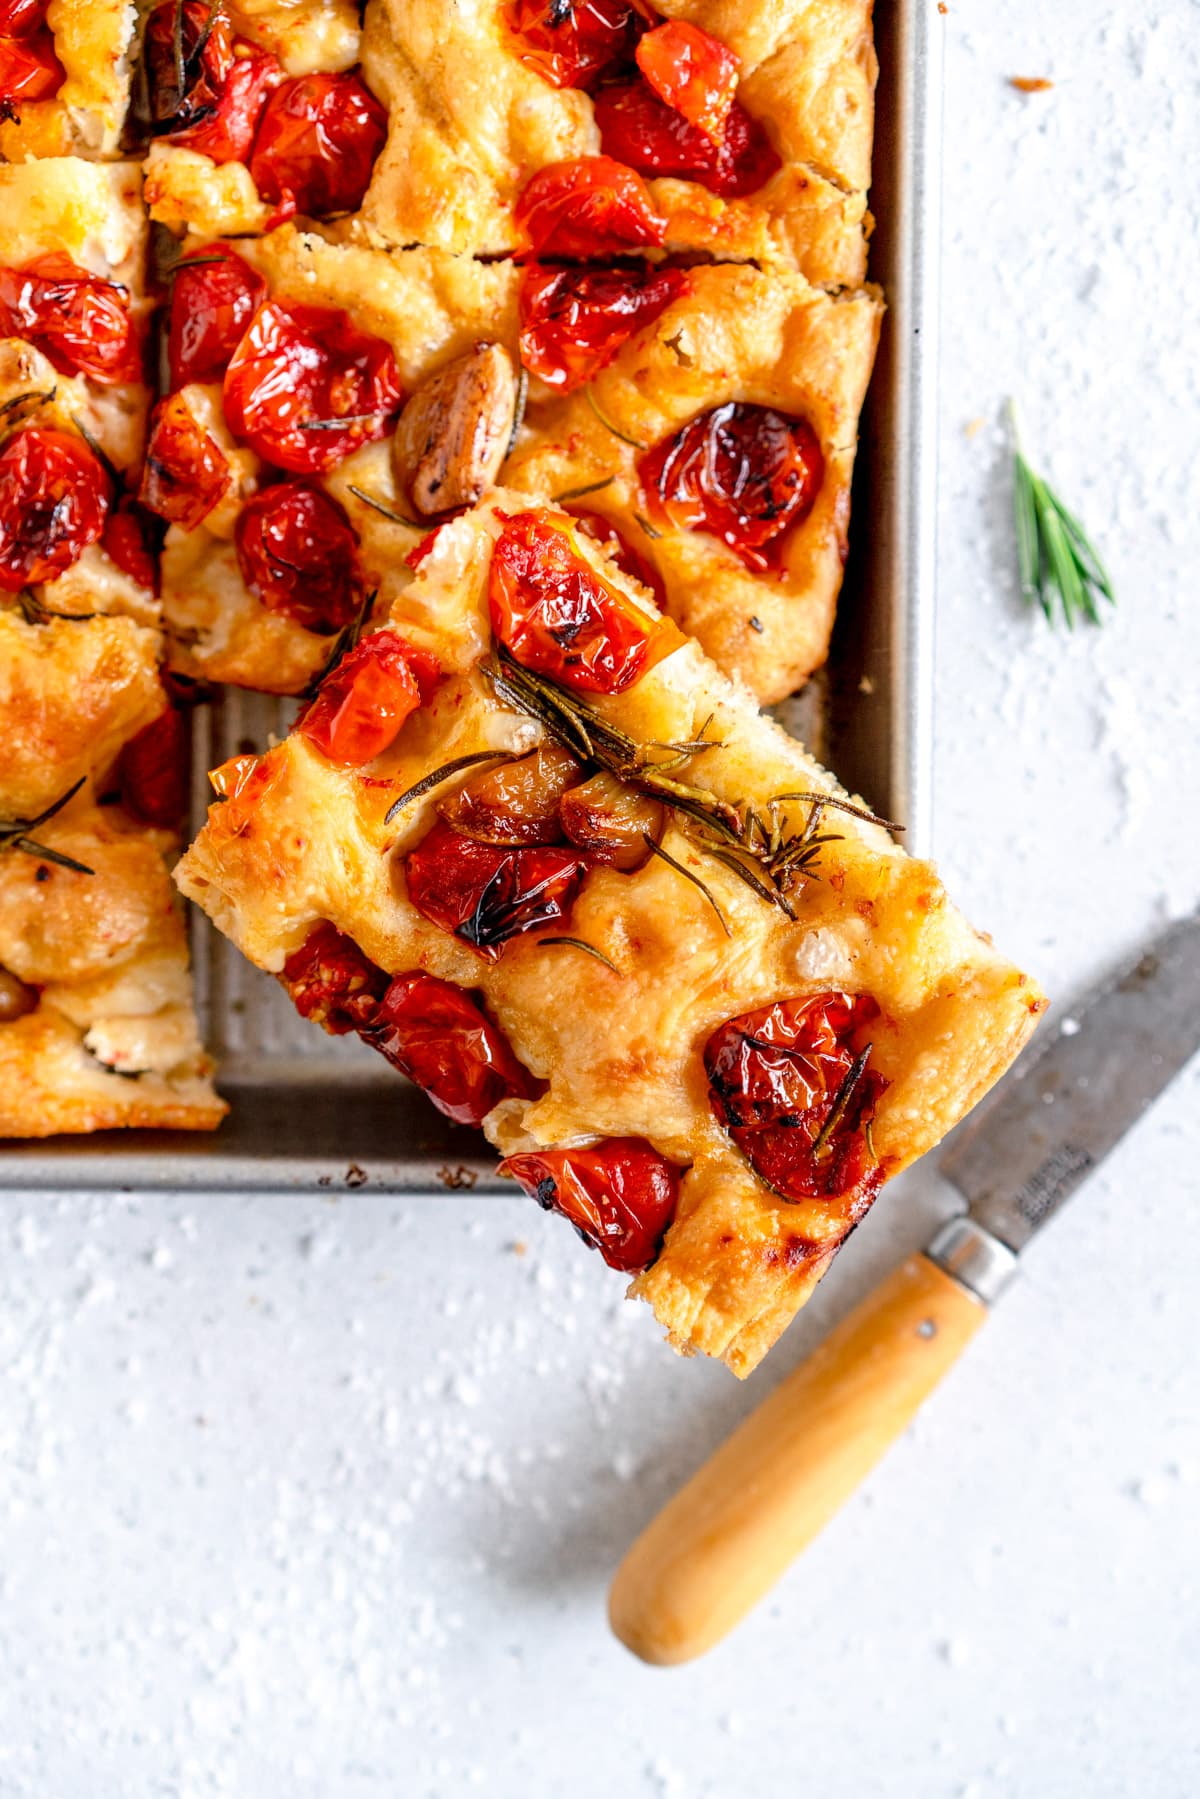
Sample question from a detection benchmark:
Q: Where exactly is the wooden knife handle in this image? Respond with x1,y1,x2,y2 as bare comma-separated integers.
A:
608,1252,987,1666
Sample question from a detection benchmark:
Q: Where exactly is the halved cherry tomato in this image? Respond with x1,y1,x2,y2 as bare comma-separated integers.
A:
0,254,141,384
223,298,404,473
635,21,740,145
502,0,647,90
439,744,581,846
705,993,888,1204
518,262,688,393
139,392,231,531
515,157,668,259
141,0,235,138
0,427,108,590
102,495,160,591
489,510,662,695
249,70,386,221
0,20,63,104
499,1138,678,1271
0,0,50,32
235,480,362,633
177,43,282,165
297,629,439,764
167,246,266,390
367,971,540,1125
638,402,824,570
405,817,587,959
118,706,189,829
594,80,779,198
567,507,666,610
282,920,389,1034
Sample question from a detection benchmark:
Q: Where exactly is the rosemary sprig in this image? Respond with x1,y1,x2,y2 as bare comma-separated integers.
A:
585,388,647,451
811,1047,872,1160
12,589,96,626
641,835,730,937
0,386,56,420
347,485,421,529
538,936,622,974
0,778,94,874
508,367,529,455
553,475,618,504
1010,400,1114,629
384,750,514,824
298,413,391,433
301,588,378,699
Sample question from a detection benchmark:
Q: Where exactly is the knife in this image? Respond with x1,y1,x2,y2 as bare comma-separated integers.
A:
608,909,1200,1665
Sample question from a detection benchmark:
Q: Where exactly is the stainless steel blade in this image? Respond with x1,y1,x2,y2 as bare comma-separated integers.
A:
939,908,1200,1252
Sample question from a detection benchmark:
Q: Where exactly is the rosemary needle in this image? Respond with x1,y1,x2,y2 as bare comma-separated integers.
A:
1010,399,1114,629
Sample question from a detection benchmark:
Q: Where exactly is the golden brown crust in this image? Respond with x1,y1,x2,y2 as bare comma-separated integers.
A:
356,0,875,280
176,493,1043,1374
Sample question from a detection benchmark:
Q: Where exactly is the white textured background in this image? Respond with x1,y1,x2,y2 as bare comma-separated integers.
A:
2,5,1199,1794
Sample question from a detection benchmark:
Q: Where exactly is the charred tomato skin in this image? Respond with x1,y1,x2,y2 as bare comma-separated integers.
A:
141,0,235,138
518,261,688,393
281,920,390,1035
248,70,387,220
0,426,109,590
167,247,266,390
500,1137,679,1271
515,156,668,259
297,629,439,765
405,817,588,960
139,392,231,532
638,401,825,570
235,480,362,634
178,44,282,164
594,79,779,199
367,971,540,1126
502,0,648,90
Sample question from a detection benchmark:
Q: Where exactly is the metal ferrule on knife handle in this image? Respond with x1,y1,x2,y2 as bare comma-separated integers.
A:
924,1217,1019,1306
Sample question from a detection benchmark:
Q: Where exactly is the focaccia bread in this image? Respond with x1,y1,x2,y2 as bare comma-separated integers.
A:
0,0,137,160
0,608,225,1136
0,159,157,626
356,0,875,282
176,493,1044,1374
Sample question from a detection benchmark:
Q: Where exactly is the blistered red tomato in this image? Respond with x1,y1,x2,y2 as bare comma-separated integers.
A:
249,71,386,221
102,495,160,590
518,262,687,392
500,1138,678,1271
118,706,189,829
167,247,266,390
223,298,404,473
179,44,281,163
0,0,62,106
298,629,439,764
0,254,141,384
139,392,231,531
0,0,49,33
638,402,824,570
405,817,587,959
515,157,668,259
0,427,108,590
594,80,779,198
235,481,362,634
567,507,666,610
503,0,647,90
636,20,739,143
489,510,662,694
367,971,539,1126
141,0,235,138
705,993,888,1205
282,920,389,1034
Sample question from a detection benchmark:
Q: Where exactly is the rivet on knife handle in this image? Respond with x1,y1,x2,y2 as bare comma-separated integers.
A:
608,1250,988,1666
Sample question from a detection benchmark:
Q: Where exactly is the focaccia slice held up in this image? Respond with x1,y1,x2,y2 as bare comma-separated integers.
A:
177,492,1044,1375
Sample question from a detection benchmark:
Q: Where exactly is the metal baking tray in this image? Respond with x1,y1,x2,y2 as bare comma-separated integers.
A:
4,0,942,1191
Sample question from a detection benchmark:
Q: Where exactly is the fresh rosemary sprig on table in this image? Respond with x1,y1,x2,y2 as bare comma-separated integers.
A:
1010,400,1115,629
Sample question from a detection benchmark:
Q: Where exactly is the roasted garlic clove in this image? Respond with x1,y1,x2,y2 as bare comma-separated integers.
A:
559,771,665,870
393,343,518,517
0,965,38,1023
439,743,581,846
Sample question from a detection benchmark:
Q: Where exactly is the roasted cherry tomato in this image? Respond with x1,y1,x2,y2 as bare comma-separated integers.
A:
141,0,235,138
518,262,688,393
502,0,647,90
489,510,662,695
500,1138,678,1271
282,920,390,1034
405,817,587,960
223,298,404,474
248,70,386,221
638,402,824,570
177,43,282,164
567,507,666,609
0,254,141,384
0,0,50,32
102,494,160,590
367,971,540,1126
139,392,231,531
297,629,439,764
235,480,362,633
594,80,779,198
0,427,108,590
705,993,888,1205
167,246,266,390
0,11,63,105
118,706,189,829
515,157,668,259
635,20,739,144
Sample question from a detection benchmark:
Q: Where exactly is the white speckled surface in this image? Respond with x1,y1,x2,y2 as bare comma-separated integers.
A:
3,6,1199,1794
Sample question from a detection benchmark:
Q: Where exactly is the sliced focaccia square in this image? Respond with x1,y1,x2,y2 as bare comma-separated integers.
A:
176,491,1043,1376
0,0,137,159
137,0,383,240
354,0,874,282
0,158,158,626
0,607,225,1136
